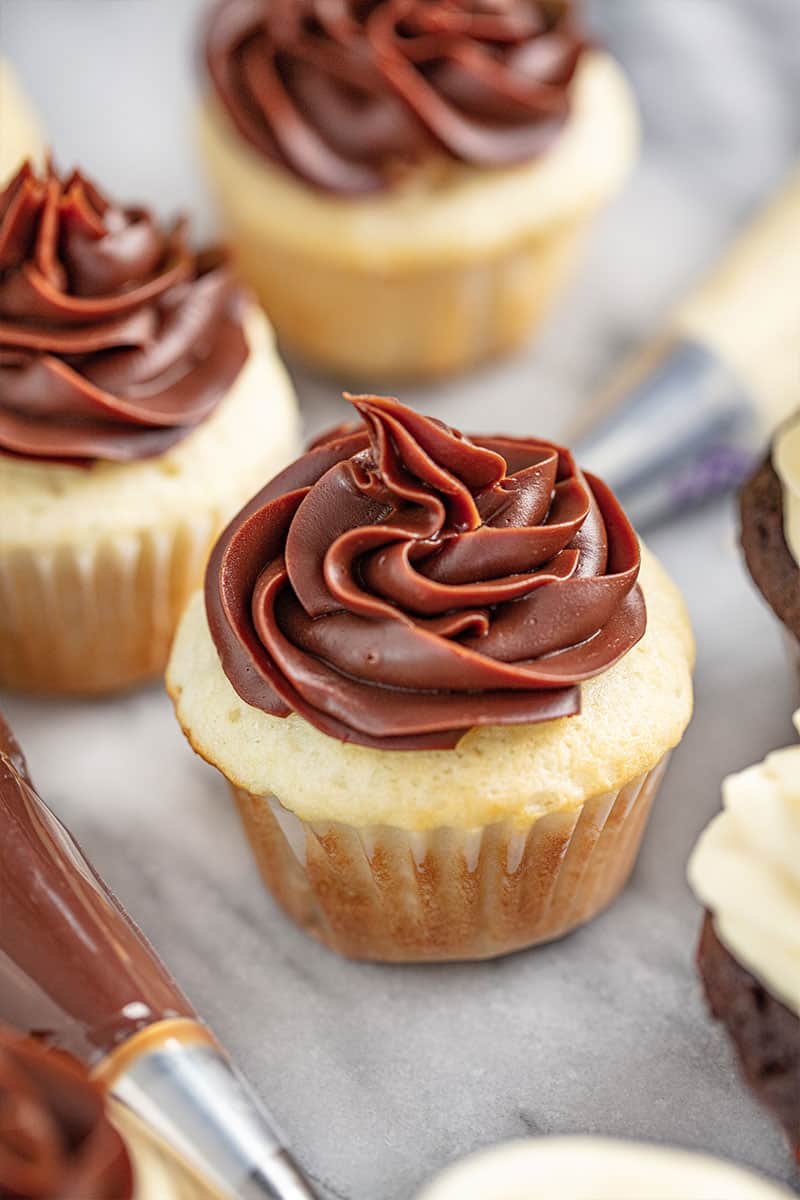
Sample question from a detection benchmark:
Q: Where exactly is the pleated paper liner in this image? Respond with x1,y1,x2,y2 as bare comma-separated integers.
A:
231,754,670,962
0,513,221,695
208,208,590,381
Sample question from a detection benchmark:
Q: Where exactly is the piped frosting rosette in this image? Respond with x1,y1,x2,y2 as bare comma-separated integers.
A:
0,162,247,464
207,394,645,751
205,0,586,193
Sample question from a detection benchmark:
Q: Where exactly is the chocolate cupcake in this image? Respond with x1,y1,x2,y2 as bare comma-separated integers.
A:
168,393,694,961
0,161,299,695
198,0,638,380
417,1137,795,1200
740,416,800,672
688,725,800,1165
0,62,44,184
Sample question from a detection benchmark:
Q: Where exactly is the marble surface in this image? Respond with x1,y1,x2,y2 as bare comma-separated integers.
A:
2,2,800,1197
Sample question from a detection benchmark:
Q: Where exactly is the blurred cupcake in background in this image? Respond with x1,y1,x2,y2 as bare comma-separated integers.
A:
417,1137,796,1200
0,161,299,695
689,723,800,1166
741,414,800,675
198,0,638,381
168,392,693,962
0,61,45,183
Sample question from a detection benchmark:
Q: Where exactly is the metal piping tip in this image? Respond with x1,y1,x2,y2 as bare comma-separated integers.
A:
100,1022,320,1200
574,338,757,530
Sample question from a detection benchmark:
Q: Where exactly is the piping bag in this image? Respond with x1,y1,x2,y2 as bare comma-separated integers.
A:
0,714,319,1200
573,165,800,529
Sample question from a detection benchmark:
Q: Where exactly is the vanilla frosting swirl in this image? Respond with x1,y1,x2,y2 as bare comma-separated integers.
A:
689,716,800,1018
205,0,586,194
0,162,247,464
206,394,645,751
0,1025,132,1199
418,1137,794,1200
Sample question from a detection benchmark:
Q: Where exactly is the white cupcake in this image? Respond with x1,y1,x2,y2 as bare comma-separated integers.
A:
0,162,299,695
169,394,693,961
198,0,637,380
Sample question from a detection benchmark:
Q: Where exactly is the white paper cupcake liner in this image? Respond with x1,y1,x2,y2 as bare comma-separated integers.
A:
231,753,670,962
210,213,589,380
0,512,220,695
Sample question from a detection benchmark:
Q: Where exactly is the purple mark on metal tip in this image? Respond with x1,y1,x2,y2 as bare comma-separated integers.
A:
669,445,755,507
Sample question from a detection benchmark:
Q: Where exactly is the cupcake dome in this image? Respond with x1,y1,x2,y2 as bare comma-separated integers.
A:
0,161,299,695
169,394,693,960
689,721,800,1163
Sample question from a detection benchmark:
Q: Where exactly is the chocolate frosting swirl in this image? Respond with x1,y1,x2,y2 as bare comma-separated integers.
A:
206,394,645,751
0,162,248,464
205,0,586,194
0,1026,132,1200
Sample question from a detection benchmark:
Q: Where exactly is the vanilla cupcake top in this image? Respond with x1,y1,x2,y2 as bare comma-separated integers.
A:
0,162,247,464
0,1024,133,1199
205,393,645,751
689,713,800,1018
204,0,586,194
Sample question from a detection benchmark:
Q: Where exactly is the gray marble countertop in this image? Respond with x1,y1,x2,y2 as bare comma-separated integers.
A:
2,2,800,1197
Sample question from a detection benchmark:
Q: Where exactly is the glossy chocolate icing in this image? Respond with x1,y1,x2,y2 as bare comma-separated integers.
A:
0,1025,133,1199
206,394,645,750
0,715,194,1065
205,0,586,194
0,162,247,464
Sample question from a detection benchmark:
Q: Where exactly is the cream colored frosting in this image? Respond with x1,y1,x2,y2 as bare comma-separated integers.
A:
772,414,800,567
416,1137,794,1200
688,713,800,1017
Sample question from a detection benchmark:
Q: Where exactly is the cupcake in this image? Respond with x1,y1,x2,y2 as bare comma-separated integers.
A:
0,1024,216,1199
741,414,800,673
0,161,299,695
417,1137,795,1200
0,61,45,183
198,0,638,381
688,721,800,1165
168,393,694,961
